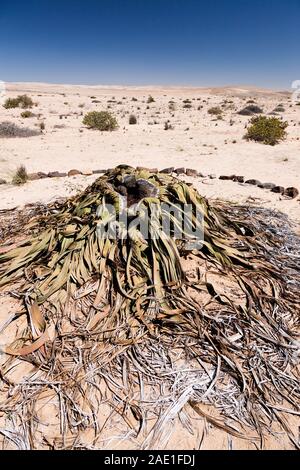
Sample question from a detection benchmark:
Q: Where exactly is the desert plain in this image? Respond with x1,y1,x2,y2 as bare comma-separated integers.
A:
0,82,299,223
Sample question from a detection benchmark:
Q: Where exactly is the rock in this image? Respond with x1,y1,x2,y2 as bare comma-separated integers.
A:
160,167,174,174
37,172,48,179
258,183,276,190
48,171,67,178
271,186,285,194
219,175,235,181
284,187,299,199
136,179,159,198
175,168,185,175
185,168,198,177
233,176,244,183
198,172,205,178
92,169,106,175
68,169,82,177
209,174,216,180
81,169,93,176
0,178,7,185
137,167,158,173
245,179,262,186
28,173,41,181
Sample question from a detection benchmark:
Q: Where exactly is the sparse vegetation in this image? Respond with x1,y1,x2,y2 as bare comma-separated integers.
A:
21,110,34,118
273,105,285,113
12,165,28,185
164,121,173,130
244,116,288,146
83,111,118,131
129,114,137,125
3,95,34,109
0,121,40,138
147,95,155,104
208,107,222,116
238,105,263,116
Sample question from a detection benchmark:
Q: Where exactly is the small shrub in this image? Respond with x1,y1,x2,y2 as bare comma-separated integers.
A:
78,103,85,108
21,110,34,118
244,116,288,146
132,97,138,102
183,104,192,109
238,105,263,116
40,122,45,131
164,121,173,130
3,95,33,109
83,111,118,131
129,114,137,125
0,121,40,138
12,165,28,185
273,105,285,113
147,95,155,104
3,98,20,109
208,107,222,116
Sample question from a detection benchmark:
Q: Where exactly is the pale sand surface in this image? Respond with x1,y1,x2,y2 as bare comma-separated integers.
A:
0,83,299,450
0,82,299,222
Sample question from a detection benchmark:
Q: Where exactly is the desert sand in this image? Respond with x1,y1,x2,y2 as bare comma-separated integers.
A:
0,83,299,450
0,82,299,222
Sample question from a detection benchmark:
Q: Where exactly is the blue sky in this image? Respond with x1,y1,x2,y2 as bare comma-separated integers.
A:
0,0,299,89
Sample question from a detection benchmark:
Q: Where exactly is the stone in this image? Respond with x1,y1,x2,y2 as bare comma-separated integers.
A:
283,187,299,199
209,174,216,180
68,169,82,177
48,171,67,178
258,183,276,190
175,168,185,175
219,175,235,181
160,167,174,174
28,173,41,181
185,168,198,178
81,169,93,176
271,186,285,194
245,179,262,186
233,176,244,183
37,172,48,179
0,178,7,185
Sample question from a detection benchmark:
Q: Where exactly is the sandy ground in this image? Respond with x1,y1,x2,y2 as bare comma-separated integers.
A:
0,83,299,450
0,82,299,222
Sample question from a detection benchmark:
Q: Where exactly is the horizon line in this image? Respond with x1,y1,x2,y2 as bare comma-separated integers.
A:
5,81,291,93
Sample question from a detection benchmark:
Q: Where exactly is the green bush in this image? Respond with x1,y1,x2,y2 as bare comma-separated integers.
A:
3,95,33,109
208,107,222,116
83,111,118,131
21,110,34,118
244,116,288,146
129,114,137,125
12,165,28,185
238,105,263,116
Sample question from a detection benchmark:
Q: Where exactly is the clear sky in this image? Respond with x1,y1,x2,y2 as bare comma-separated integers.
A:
0,0,299,89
